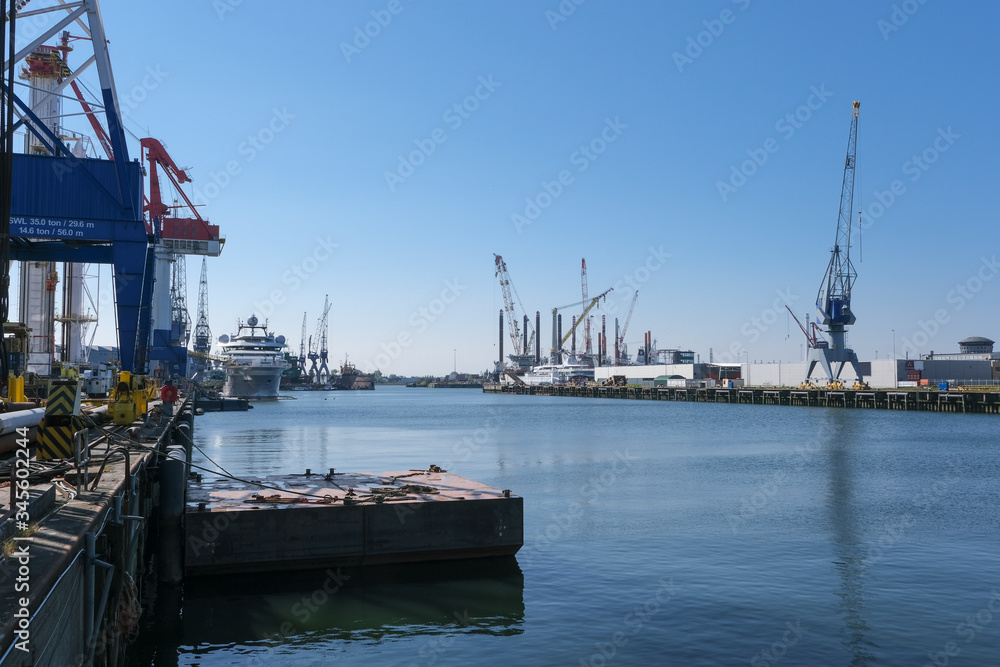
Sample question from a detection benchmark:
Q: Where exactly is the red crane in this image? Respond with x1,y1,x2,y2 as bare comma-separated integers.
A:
785,305,828,349
581,258,591,357
141,138,223,254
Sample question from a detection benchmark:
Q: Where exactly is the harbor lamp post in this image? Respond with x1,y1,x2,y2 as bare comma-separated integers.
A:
892,330,896,388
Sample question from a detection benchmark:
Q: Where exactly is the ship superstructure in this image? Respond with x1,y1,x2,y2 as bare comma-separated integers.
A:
219,315,288,399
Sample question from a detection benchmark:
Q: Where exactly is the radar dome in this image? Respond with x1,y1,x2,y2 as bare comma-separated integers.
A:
219,334,230,343
247,315,259,327
275,335,286,345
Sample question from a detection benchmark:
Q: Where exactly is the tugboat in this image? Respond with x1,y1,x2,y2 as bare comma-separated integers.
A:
218,315,288,399
332,358,375,390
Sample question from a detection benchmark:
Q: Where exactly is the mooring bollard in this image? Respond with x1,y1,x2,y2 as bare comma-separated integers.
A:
173,422,193,467
158,445,187,584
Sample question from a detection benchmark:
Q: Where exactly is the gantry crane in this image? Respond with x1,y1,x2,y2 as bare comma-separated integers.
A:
493,254,534,365
806,100,864,384
307,296,331,383
317,294,331,383
307,334,318,381
141,137,224,376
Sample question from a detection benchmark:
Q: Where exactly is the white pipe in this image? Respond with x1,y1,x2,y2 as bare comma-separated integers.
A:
0,407,46,435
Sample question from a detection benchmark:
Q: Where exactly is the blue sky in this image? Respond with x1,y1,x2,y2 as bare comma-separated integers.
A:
47,1,1000,374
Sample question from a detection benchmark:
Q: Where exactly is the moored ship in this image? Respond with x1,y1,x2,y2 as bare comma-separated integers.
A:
219,315,289,399
521,361,595,386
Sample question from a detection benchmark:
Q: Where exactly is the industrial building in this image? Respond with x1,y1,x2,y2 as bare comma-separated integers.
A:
593,337,999,389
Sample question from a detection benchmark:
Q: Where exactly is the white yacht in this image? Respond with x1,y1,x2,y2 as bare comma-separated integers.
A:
521,361,595,386
218,315,288,399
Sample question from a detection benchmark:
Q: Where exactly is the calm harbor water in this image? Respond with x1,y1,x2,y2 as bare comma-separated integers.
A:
132,387,1000,666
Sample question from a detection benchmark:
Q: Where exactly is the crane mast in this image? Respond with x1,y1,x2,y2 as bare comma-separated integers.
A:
616,290,638,363
298,312,308,373
806,100,864,385
493,254,534,365
318,294,331,383
191,259,212,375
170,254,191,349
581,259,591,358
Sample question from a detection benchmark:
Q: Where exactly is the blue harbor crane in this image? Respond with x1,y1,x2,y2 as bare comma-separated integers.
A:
1,3,222,378
805,101,864,385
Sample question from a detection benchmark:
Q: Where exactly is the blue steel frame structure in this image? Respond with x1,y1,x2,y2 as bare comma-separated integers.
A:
4,0,151,372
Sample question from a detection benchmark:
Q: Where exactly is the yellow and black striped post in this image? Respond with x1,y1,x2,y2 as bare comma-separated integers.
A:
37,380,84,461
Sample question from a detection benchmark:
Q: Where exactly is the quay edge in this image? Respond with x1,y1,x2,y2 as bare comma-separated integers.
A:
483,383,1000,414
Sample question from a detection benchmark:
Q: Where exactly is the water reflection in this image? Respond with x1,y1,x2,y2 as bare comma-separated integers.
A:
825,411,876,666
135,557,524,665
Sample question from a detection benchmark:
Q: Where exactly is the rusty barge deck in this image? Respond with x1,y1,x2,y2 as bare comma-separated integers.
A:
184,468,523,576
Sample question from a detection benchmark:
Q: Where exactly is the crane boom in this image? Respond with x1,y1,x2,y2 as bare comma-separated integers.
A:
816,100,860,327
617,290,638,349
558,287,613,348
785,305,828,348
493,253,536,359
141,137,224,256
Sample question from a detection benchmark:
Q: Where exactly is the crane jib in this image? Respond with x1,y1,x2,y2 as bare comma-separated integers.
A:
816,101,860,327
